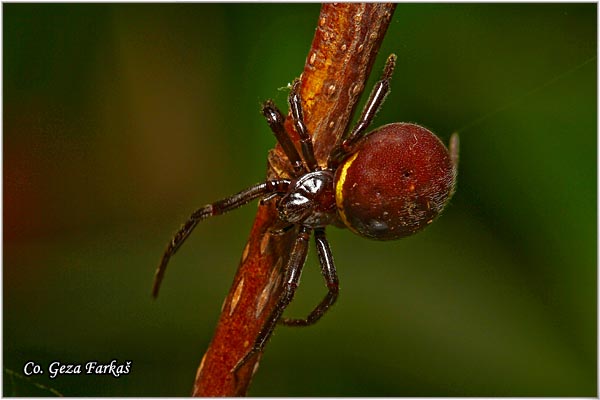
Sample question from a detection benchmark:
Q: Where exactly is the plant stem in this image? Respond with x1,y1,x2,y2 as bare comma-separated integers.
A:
192,4,396,396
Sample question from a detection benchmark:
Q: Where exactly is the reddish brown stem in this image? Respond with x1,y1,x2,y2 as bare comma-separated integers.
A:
192,4,396,396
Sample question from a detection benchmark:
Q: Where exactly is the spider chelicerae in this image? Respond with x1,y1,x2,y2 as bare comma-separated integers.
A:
153,53,458,373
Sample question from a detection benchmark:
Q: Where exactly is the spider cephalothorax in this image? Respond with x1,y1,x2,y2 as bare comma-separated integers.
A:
277,170,337,227
153,54,458,373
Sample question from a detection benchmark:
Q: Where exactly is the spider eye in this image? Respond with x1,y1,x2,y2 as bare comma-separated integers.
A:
334,122,457,240
279,192,312,223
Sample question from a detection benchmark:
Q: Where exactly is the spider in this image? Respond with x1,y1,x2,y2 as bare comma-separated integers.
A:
153,53,459,373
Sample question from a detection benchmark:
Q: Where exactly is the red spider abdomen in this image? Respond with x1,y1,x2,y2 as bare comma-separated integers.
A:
334,123,456,240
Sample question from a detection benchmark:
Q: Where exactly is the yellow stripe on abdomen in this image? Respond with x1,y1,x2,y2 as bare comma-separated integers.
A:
335,152,359,232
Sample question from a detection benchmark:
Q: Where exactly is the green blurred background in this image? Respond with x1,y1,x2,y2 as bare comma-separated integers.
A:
4,3,596,396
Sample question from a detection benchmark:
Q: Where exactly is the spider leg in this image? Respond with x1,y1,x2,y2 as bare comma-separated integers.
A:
449,132,460,169
328,54,397,167
262,100,307,176
152,179,291,298
268,221,296,236
231,225,312,374
279,228,339,326
289,79,319,171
